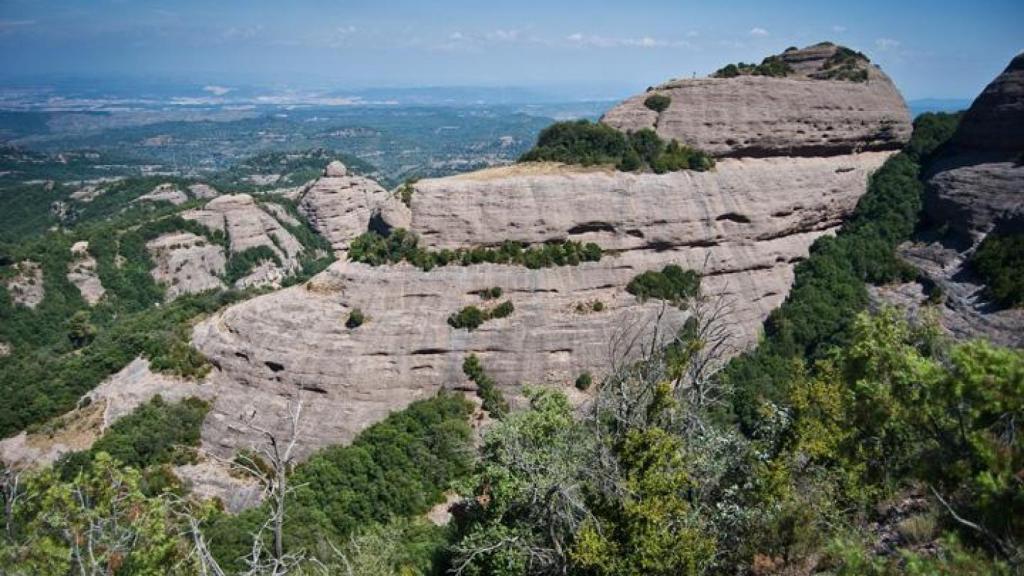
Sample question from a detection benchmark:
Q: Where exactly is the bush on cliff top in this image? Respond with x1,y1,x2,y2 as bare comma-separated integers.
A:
519,120,714,173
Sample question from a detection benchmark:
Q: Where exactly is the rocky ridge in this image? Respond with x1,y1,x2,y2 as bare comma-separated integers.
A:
601,43,911,158
66,241,106,305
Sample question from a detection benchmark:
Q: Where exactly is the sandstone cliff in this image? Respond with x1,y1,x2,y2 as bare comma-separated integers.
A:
601,43,911,158
874,52,1024,347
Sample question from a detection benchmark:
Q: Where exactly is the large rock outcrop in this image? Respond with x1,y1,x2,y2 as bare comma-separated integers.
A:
193,152,893,459
184,46,911,461
875,53,1024,346
67,241,106,306
601,43,911,158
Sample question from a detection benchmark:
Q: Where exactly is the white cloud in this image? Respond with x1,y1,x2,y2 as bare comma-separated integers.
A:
566,33,687,49
221,25,263,41
203,85,232,96
832,25,847,33
0,19,36,35
749,27,769,37
449,31,464,41
875,37,901,50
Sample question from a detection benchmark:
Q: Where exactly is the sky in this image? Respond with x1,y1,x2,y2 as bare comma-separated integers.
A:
0,0,1021,101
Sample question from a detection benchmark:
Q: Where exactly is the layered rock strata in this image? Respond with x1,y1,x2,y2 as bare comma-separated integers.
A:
601,43,911,158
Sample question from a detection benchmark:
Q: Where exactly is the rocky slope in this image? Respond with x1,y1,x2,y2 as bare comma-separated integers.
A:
875,53,1024,347
601,43,911,158
67,241,106,305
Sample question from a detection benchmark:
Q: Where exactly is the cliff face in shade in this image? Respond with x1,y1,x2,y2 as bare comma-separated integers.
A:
600,43,912,158
875,53,1024,348
952,53,1024,151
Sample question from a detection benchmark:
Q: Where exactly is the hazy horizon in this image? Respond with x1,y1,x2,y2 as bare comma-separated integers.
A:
1,0,1021,102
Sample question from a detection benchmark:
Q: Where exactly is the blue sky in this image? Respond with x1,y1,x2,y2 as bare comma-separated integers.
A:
0,0,1021,100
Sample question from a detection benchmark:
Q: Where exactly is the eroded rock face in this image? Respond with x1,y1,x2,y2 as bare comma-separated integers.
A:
875,53,1024,345
67,241,106,306
147,232,227,300
298,163,411,252
954,53,1024,151
5,260,44,309
600,43,911,157
192,152,892,459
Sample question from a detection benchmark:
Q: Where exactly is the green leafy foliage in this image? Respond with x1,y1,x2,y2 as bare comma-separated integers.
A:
723,112,962,432
643,94,672,113
346,307,366,328
205,393,474,570
713,55,793,78
575,372,593,390
626,264,701,306
519,120,714,173
349,228,602,271
971,231,1024,308
57,396,210,479
462,354,509,417
224,245,281,285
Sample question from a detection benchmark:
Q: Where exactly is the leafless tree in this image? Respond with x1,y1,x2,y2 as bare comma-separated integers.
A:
1,465,21,540
184,395,309,576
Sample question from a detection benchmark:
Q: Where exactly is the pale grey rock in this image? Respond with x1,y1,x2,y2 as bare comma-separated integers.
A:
324,160,348,177
5,260,44,309
600,44,911,157
261,202,301,227
174,459,263,513
188,183,220,199
146,232,227,299
192,151,892,459
135,183,188,205
67,241,106,306
69,184,105,202
0,341,9,357
299,170,411,252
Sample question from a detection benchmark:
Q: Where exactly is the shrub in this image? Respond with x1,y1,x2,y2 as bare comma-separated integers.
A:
448,305,486,330
480,286,503,300
490,300,514,319
346,307,366,328
970,231,1024,308
575,372,593,390
349,229,603,271
520,120,714,174
463,353,509,417
626,265,701,306
643,94,671,113
224,245,281,284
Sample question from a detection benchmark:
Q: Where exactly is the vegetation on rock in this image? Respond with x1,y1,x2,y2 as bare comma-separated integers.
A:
349,228,602,271
626,264,701,306
463,353,509,417
971,230,1024,308
519,120,714,173
643,94,671,113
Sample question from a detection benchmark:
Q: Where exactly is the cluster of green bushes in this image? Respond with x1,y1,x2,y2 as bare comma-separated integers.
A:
723,111,962,431
713,55,792,78
462,353,509,417
57,395,210,479
447,310,1023,575
349,228,603,271
448,300,514,330
970,230,1024,308
224,245,282,285
205,393,475,570
626,264,701,306
0,289,245,437
519,120,715,173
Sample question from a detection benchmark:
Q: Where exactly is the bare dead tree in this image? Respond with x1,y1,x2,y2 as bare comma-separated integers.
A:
1,465,21,540
183,395,309,576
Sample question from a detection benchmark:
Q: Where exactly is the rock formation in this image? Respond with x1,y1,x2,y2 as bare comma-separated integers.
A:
601,43,911,158
192,151,894,459
874,52,1024,347
92,45,910,464
67,241,106,306
135,183,189,205
298,162,410,253
5,260,44,309
147,232,227,300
